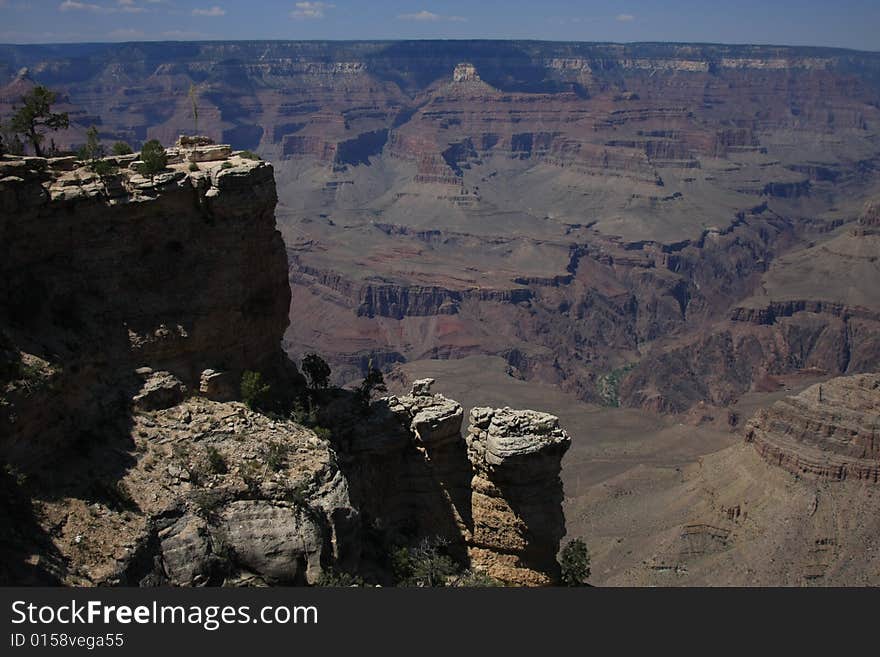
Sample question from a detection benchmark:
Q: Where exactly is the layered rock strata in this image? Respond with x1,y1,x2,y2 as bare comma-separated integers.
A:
746,373,880,482
377,380,572,585
466,407,571,585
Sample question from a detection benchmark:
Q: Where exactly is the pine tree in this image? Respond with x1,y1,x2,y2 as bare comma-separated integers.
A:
10,86,70,157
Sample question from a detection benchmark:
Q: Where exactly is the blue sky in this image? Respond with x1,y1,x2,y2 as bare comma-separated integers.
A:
1,1,878,50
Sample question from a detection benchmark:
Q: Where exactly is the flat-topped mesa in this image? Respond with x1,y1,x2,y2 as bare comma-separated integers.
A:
466,406,571,586
746,373,880,482
453,62,481,83
444,62,497,96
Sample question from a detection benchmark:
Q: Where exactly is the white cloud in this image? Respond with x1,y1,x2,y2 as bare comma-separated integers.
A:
290,2,334,20
397,10,466,22
59,1,103,11
108,27,144,39
58,0,145,13
616,13,634,22
192,5,225,16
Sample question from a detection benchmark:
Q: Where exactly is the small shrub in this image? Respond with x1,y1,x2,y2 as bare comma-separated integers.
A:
239,150,262,161
140,139,167,179
290,400,309,425
188,161,199,172
312,426,332,442
191,489,224,516
559,538,591,586
317,568,364,587
205,446,228,475
240,459,263,494
450,570,503,587
220,161,234,170
241,370,271,411
392,537,459,587
91,159,116,178
112,141,133,156
264,442,288,472
88,480,138,512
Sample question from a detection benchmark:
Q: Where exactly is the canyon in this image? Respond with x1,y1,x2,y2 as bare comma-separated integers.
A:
2,41,880,408
2,40,880,585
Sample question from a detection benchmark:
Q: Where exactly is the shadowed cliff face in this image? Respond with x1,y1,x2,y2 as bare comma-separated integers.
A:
2,40,880,412
0,150,572,586
0,151,292,459
0,149,309,585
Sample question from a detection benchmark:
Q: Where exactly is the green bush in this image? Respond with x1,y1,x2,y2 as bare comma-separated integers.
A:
392,537,459,587
140,139,167,178
559,538,591,586
241,370,271,411
91,159,116,178
220,161,233,170
312,426,332,442
112,141,133,156
205,446,228,475
188,161,199,172
239,150,262,161
317,568,364,587
449,570,503,587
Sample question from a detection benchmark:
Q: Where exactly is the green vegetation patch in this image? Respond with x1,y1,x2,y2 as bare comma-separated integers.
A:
596,363,637,407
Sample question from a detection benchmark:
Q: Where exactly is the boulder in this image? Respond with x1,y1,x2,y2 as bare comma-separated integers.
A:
187,145,232,163
132,371,186,411
219,500,324,584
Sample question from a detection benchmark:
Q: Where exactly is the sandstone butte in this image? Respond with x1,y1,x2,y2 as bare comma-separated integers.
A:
0,142,571,586
746,373,880,483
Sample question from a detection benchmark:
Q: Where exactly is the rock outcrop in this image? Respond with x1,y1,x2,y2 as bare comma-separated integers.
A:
746,373,880,482
379,380,572,585
466,407,571,585
0,146,294,458
60,399,352,586
0,151,571,587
